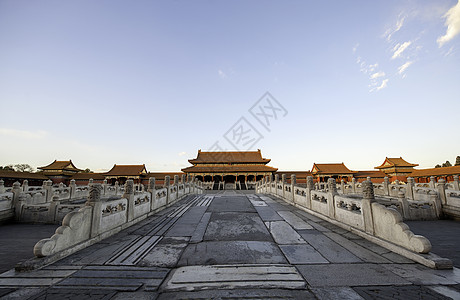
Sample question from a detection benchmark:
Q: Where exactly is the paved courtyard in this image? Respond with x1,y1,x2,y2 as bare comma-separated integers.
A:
0,191,459,299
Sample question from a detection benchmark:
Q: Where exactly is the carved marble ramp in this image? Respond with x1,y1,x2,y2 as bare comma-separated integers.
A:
161,264,306,292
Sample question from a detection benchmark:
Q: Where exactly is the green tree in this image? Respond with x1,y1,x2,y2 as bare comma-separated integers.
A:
435,164,441,168
14,164,35,172
442,161,452,167
455,156,460,166
0,165,14,171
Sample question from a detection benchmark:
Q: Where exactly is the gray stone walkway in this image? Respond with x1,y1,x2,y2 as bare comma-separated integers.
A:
0,191,459,299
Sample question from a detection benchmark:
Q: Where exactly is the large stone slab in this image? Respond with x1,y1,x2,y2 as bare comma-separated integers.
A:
298,230,362,263
189,212,211,243
279,244,329,264
381,264,460,285
158,288,316,300
138,237,189,268
161,264,306,291
204,212,271,241
296,264,410,287
206,197,256,212
311,287,366,300
177,241,287,265
265,221,306,244
323,232,391,263
165,206,207,237
278,211,313,230
255,206,284,221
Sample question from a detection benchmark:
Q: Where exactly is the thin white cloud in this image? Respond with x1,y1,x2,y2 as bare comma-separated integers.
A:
384,14,406,41
398,61,413,75
0,128,48,139
370,79,389,92
218,70,227,78
392,41,412,59
370,71,385,79
178,151,187,156
376,79,389,91
352,43,359,53
437,0,460,47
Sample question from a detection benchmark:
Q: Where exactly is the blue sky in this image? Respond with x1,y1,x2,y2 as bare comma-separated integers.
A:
1,0,459,172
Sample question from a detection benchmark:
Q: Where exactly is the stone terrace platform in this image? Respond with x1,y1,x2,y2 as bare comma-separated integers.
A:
0,191,459,299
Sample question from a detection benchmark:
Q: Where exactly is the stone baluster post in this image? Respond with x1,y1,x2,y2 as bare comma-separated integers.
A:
48,195,60,223
59,182,64,189
22,180,29,192
453,175,460,191
0,179,5,194
429,176,436,189
437,179,447,206
327,178,337,218
406,177,415,200
174,175,180,199
12,181,22,206
164,176,171,203
86,183,102,238
281,174,286,198
306,176,314,209
274,174,279,196
44,180,53,202
383,177,390,196
89,178,94,187
397,191,410,220
432,191,443,219
340,179,345,194
102,179,108,196
15,193,27,221
70,179,76,199
291,174,296,202
148,177,156,211
351,178,356,194
361,180,375,235
115,181,119,195
124,180,135,222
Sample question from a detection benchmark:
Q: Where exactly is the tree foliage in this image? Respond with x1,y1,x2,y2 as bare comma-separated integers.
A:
0,164,34,172
442,161,452,168
435,164,441,168
456,156,460,166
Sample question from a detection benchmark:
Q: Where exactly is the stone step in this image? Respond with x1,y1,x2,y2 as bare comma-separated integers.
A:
161,264,306,292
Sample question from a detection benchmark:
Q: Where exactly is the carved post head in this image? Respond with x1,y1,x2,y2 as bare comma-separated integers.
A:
384,177,389,184
87,183,102,204
352,178,356,184
46,180,52,187
281,174,286,184
430,176,435,183
395,179,400,185
89,178,94,186
327,178,337,195
149,177,155,191
362,180,375,200
438,179,446,186
307,176,314,190
124,179,134,195
366,176,371,182
13,181,21,191
181,174,186,184
165,176,171,187
291,174,296,185
59,182,64,188
174,175,179,185
407,177,415,186
187,175,192,183
454,175,459,183
103,179,107,185
70,179,76,186
275,174,279,183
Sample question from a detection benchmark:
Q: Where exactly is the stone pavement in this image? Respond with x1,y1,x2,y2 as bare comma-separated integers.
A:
0,191,459,299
